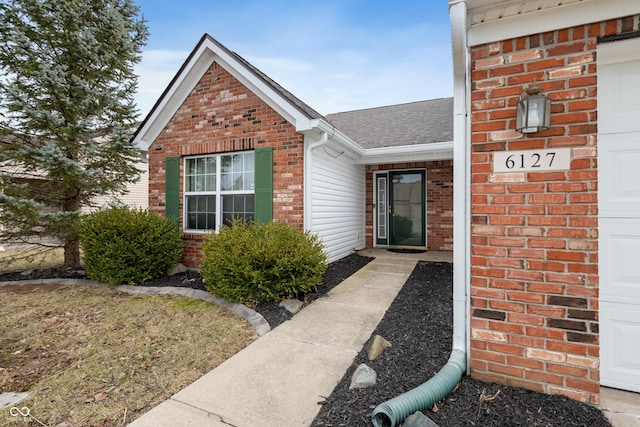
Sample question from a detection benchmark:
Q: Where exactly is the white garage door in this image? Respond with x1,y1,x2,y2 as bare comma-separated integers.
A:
598,37,640,393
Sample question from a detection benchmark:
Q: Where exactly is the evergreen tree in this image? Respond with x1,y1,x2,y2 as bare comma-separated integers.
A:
0,0,149,267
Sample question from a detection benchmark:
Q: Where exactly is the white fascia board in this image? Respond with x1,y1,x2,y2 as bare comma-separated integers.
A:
354,141,454,165
133,38,314,151
468,0,640,47
310,119,366,159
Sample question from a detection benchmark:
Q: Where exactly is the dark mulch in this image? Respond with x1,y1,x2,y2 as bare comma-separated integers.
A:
0,256,612,427
311,262,610,427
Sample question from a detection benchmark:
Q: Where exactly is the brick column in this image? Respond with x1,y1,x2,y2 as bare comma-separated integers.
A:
468,16,639,405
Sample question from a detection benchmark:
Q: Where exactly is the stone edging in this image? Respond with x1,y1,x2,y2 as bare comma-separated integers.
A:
0,279,271,336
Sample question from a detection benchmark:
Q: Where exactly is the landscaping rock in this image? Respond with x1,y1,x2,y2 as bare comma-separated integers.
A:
403,411,439,427
368,334,392,361
349,363,377,390
279,298,303,314
168,263,188,276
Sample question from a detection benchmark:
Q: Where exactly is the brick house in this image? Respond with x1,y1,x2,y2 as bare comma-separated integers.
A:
450,0,640,405
133,34,454,267
135,0,640,407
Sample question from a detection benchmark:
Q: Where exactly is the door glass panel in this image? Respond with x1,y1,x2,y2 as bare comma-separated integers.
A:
390,171,424,247
377,176,387,240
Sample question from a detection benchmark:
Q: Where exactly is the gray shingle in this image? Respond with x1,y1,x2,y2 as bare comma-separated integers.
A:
325,98,453,148
224,39,325,121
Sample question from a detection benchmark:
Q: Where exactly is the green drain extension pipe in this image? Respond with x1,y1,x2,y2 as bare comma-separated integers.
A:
370,349,466,427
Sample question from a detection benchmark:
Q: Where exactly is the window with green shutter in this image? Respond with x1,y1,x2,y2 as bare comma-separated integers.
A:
165,156,180,222
182,150,262,231
254,147,273,224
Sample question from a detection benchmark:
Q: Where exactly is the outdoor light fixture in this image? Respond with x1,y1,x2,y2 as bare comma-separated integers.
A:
516,83,550,134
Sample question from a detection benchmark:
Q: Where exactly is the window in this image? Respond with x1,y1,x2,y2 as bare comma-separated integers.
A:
184,152,254,231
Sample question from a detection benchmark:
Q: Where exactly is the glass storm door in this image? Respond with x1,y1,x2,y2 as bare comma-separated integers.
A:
376,171,426,248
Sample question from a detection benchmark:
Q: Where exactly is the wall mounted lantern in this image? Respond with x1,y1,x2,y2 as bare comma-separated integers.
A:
516,83,550,134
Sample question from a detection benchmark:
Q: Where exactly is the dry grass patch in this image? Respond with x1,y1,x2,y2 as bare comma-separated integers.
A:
0,283,257,426
0,247,65,273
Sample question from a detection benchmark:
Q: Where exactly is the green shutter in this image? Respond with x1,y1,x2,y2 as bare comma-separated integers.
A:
165,156,180,223
254,147,273,224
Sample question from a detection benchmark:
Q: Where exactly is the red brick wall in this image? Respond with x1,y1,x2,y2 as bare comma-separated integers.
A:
365,161,453,251
148,62,305,267
469,15,639,405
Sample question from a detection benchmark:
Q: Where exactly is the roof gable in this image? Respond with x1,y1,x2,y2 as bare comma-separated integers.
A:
133,34,324,151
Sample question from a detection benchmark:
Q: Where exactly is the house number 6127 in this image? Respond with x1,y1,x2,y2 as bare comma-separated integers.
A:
505,152,555,169
493,148,571,173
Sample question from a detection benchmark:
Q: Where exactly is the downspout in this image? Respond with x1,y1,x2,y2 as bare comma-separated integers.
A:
370,1,470,425
303,131,328,231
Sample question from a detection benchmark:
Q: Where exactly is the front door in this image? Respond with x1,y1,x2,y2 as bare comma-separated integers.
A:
375,170,426,249
598,37,640,393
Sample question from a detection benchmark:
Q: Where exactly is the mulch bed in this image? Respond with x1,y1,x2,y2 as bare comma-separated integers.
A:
0,255,612,427
311,262,610,427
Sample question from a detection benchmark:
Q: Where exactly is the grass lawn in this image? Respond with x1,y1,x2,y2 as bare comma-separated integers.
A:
0,246,66,273
0,282,257,426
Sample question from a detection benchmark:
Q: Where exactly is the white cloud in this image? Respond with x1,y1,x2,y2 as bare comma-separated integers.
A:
131,0,453,118
132,16,454,118
239,34,453,115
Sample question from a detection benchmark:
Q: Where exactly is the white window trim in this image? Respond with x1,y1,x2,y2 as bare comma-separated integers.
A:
183,151,254,233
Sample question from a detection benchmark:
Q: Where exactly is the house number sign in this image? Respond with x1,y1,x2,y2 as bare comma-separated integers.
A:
493,148,571,173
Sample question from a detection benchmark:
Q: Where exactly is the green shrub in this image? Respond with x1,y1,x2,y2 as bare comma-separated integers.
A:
76,206,183,285
201,219,327,303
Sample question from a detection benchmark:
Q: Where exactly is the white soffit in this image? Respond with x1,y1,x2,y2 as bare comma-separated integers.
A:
467,0,640,46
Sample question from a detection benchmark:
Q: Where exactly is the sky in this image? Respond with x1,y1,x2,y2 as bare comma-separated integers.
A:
133,0,453,119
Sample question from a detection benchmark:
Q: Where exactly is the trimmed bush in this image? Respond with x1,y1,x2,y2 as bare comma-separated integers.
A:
76,206,183,285
201,219,327,303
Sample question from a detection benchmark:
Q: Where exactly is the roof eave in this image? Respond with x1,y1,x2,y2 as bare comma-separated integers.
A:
355,141,454,165
309,118,366,159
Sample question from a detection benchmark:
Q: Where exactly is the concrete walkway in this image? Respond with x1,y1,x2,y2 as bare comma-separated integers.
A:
129,256,419,427
601,387,640,427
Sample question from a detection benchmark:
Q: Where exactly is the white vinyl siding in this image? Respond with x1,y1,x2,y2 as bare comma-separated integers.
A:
87,159,149,212
309,146,365,263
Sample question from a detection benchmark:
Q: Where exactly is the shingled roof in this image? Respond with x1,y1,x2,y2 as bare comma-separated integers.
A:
325,98,453,149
